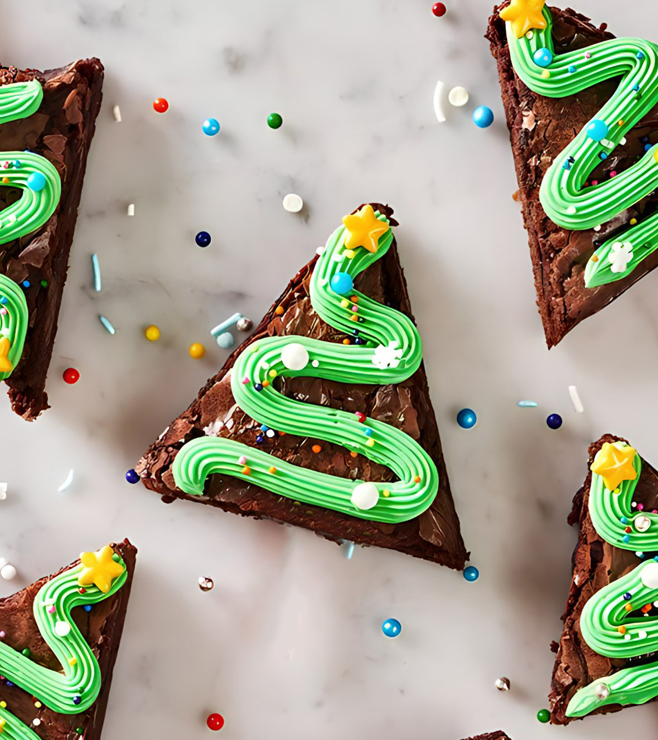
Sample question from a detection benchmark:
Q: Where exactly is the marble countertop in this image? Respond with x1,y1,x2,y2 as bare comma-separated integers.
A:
2,0,658,737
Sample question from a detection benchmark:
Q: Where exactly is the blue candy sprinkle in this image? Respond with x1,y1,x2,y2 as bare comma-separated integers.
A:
73,697,81,706
621,517,629,525
261,425,269,432
330,272,354,295
22,280,30,288
256,434,264,444
364,428,373,437
623,592,632,600
0,297,7,304
546,413,563,430
195,230,211,248
83,605,92,612
382,618,402,638
533,47,553,68
216,331,235,349
587,119,609,142
457,408,477,429
125,469,139,484
568,65,577,73
623,534,631,543
202,118,220,136
645,143,653,152
464,565,480,582
27,172,47,192
254,383,264,392
599,152,608,160
637,51,645,60
472,105,494,129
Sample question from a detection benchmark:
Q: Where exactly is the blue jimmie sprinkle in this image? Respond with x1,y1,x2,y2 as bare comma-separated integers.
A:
518,400,538,408
343,541,355,560
91,253,102,292
99,315,116,335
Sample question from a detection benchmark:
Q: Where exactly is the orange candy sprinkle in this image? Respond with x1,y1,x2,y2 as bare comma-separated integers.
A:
312,444,322,453
618,626,627,635
642,604,652,613
349,451,358,458
350,296,358,302
413,475,421,484
241,466,251,475
262,380,270,388
1,177,8,184
268,466,277,474
350,315,359,322
343,338,351,345
275,306,284,315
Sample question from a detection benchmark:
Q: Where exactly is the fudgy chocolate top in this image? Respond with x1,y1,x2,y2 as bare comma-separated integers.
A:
138,204,468,568
0,58,103,419
549,435,658,724
487,5,658,347
0,540,136,740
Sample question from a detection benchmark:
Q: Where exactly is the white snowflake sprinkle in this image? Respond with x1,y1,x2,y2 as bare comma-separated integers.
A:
609,241,634,273
372,342,403,370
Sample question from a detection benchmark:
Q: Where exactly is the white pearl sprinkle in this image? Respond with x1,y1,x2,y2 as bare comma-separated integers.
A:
54,621,71,637
567,205,577,215
312,360,319,368
0,563,17,580
32,719,41,727
448,86,470,107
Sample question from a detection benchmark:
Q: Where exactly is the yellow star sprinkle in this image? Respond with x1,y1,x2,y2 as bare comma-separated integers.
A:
342,205,390,254
499,0,547,39
0,337,13,373
591,442,638,491
78,545,125,594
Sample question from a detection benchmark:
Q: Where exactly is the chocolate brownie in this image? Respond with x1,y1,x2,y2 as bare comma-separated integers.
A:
0,58,103,419
549,435,658,723
0,540,136,739
137,204,468,568
487,5,658,347
463,733,511,740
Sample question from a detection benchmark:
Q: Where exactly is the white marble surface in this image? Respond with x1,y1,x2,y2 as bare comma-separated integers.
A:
2,0,658,737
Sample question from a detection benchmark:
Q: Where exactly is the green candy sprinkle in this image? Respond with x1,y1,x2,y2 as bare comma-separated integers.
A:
267,112,283,129
537,709,550,723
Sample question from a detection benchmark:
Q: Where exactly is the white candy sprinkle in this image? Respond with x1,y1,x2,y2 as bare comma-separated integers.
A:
127,203,135,216
433,80,447,123
594,683,610,700
594,224,601,232
281,343,309,371
316,246,325,256
0,482,6,500
635,515,651,532
351,482,379,510
495,677,511,691
448,86,470,107
624,634,632,641
312,360,319,368
265,429,276,438
57,469,75,493
282,193,303,213
568,385,584,413
567,205,577,215
639,630,648,639
54,621,71,637
112,105,122,123
0,563,17,580
641,562,658,589
32,719,41,727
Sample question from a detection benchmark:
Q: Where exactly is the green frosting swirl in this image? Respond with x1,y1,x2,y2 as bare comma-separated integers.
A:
567,444,658,716
0,78,62,379
0,550,127,736
173,212,439,523
505,6,658,288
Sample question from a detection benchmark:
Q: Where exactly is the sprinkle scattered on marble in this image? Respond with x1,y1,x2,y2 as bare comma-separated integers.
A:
91,253,102,292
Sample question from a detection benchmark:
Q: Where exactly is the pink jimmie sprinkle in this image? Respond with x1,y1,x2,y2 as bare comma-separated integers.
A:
47,605,56,614
585,51,591,59
242,377,250,385
238,455,247,465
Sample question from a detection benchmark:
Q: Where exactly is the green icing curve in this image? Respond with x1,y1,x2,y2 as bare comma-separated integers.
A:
0,78,62,379
173,212,439,523
567,444,658,716
0,551,127,736
505,6,658,288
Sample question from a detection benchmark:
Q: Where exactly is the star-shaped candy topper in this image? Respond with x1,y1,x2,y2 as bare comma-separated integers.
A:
590,442,638,492
500,0,547,39
78,545,125,593
342,205,390,254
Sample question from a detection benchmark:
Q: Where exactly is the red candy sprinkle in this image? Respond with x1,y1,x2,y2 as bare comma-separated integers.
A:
432,2,447,16
63,368,80,385
206,714,225,731
355,412,366,423
153,97,169,113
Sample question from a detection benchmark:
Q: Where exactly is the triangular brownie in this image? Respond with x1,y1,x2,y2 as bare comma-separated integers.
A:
463,734,510,740
0,540,136,739
0,59,103,419
550,435,658,723
137,204,467,568
488,3,658,347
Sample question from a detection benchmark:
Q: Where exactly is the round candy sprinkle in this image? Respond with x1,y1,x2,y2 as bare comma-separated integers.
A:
382,618,402,638
145,325,161,342
448,86,469,107
202,118,220,136
216,332,235,349
125,469,139,485
533,47,553,67
457,408,477,429
351,482,379,510
463,565,479,582
267,113,283,129
189,343,206,359
0,564,16,580
473,105,494,128
54,621,71,637
495,676,511,691
63,367,80,385
537,709,550,724
153,98,169,113
546,413,563,430
281,342,309,371
27,172,46,192
432,2,447,16
195,231,212,248
282,193,303,213
198,577,214,592
330,272,354,295
641,562,658,589
587,119,609,142
236,317,253,332
594,683,610,700
207,714,225,731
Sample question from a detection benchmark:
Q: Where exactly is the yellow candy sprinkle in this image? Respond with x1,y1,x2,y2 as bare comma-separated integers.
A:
382,489,391,497
68,657,77,666
268,466,277,474
34,702,41,709
144,325,160,341
269,369,277,378
344,249,356,259
189,342,206,359
541,70,550,78
350,314,359,322
654,149,658,164
630,218,638,226
0,701,6,708
340,299,350,308
366,439,375,448
591,255,599,262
